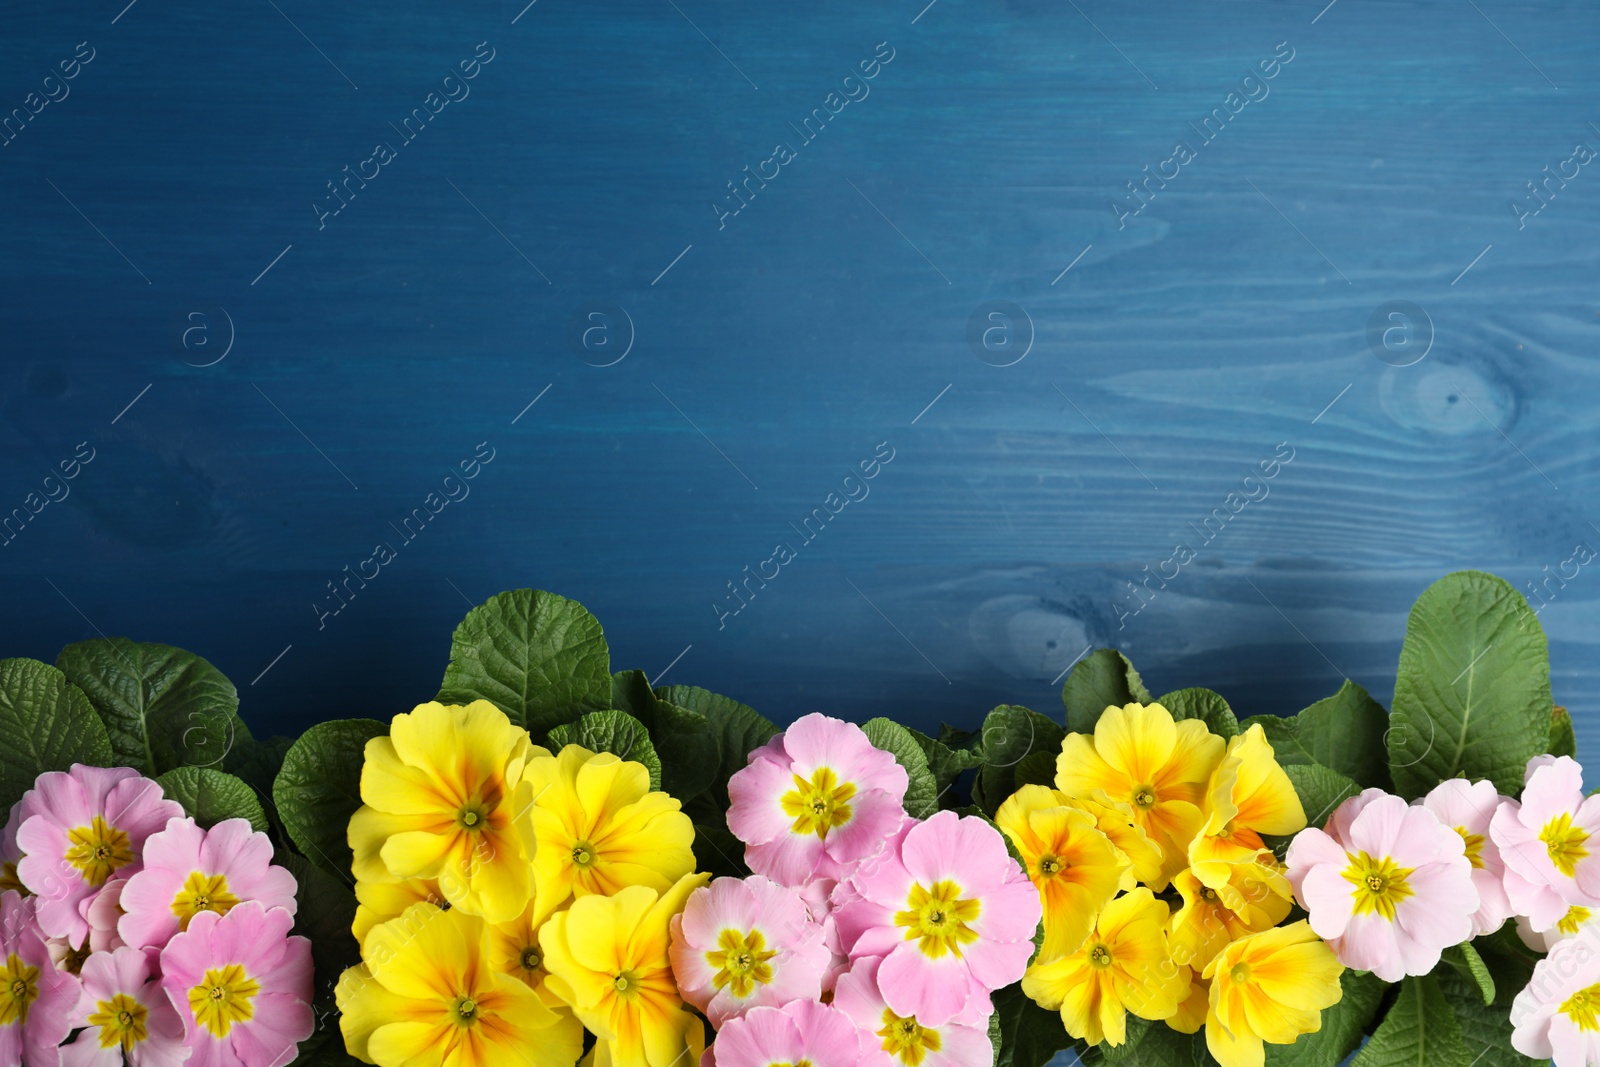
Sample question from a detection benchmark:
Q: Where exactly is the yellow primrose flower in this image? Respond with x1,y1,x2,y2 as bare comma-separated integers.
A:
1170,971,1209,1035
1189,726,1305,890
488,890,572,1017
1203,921,1344,1067
1022,887,1188,1046
336,902,583,1067
352,875,444,946
348,700,536,923
540,872,711,1067
995,785,1126,960
1212,852,1295,931
518,745,696,907
1167,869,1279,971
1056,702,1224,889
1064,794,1166,889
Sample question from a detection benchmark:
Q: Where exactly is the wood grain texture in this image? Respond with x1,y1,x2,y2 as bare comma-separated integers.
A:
0,0,1595,775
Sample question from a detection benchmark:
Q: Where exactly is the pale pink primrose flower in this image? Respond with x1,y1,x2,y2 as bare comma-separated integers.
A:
1516,907,1600,953
1511,927,1600,1066
60,945,187,1067
14,765,183,945
159,900,313,1067
0,890,83,1067
118,818,297,951
836,810,1040,1026
1286,789,1476,982
1491,756,1600,908
669,875,830,1026
834,954,993,1067
728,714,909,886
708,998,866,1067
1418,778,1512,937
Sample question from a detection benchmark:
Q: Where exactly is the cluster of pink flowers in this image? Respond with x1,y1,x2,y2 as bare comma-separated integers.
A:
671,714,1041,1067
1283,754,1600,1067
0,764,313,1067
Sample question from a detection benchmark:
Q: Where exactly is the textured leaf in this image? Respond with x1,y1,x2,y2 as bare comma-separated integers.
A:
1062,649,1151,734
1245,680,1393,790
1350,974,1471,1067
973,706,1066,817
992,982,1076,1067
57,638,238,776
689,820,749,881
548,709,662,791
1264,970,1385,1067
612,671,719,799
1443,942,1494,1005
907,726,982,808
1550,705,1578,760
655,685,778,806
1103,1022,1207,1066
273,719,387,878
1389,571,1549,798
1437,925,1537,1067
1282,763,1362,829
226,734,295,800
155,767,267,831
0,658,113,815
1158,688,1239,739
863,718,940,818
436,589,612,740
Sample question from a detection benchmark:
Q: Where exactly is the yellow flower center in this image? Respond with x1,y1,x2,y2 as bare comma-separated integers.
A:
170,871,240,929
1131,785,1157,809
895,880,980,959
877,1009,942,1066
519,946,541,973
612,970,638,996
1563,983,1600,1031
1454,826,1486,869
1199,887,1219,903
1560,905,1593,936
1087,942,1112,968
454,996,478,1023
1341,851,1415,921
0,954,38,1026
706,928,778,998
459,808,482,829
570,843,595,867
1037,855,1065,878
1229,962,1252,985
88,993,149,1052
187,964,260,1039
780,768,857,839
64,815,134,887
1542,813,1590,878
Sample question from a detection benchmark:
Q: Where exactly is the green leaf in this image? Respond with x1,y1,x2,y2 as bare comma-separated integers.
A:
907,727,982,807
1436,956,1523,1067
972,706,1066,818
1350,974,1471,1067
1158,687,1239,738
612,671,719,800
56,638,238,776
1244,680,1393,790
1264,970,1385,1067
1281,763,1362,829
273,719,387,878
0,658,113,815
1103,1022,1207,1066
1443,942,1494,1005
1062,650,1151,734
155,767,268,831
655,685,779,806
548,710,662,791
863,718,940,818
992,982,1075,1067
1389,571,1550,798
436,589,612,741
226,734,295,800
1014,750,1058,790
689,820,749,880
1551,705,1578,760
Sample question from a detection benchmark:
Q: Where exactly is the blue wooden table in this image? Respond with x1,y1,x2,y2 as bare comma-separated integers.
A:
2,0,1596,772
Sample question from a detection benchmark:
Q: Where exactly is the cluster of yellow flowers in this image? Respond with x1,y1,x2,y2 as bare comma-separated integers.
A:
998,701,1346,1067
334,700,708,1067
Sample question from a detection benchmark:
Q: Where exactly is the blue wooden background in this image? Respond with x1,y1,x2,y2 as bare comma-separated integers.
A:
3,0,1597,772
